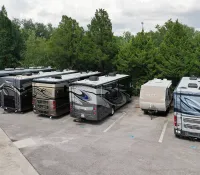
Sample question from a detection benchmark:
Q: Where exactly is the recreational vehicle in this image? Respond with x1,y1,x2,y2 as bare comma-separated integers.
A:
0,66,54,75
0,67,54,107
32,71,101,117
140,78,172,113
69,73,132,121
0,70,76,112
174,77,200,138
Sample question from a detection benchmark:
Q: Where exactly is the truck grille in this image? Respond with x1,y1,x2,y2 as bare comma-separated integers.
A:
183,118,200,125
184,124,200,130
185,131,200,138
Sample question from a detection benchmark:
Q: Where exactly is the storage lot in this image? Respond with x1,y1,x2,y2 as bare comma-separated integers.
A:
0,97,200,175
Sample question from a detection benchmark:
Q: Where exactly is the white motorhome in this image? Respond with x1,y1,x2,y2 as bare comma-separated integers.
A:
69,73,132,121
140,78,172,113
174,77,200,139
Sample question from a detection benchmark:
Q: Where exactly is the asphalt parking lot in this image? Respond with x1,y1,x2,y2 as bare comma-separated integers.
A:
0,97,200,175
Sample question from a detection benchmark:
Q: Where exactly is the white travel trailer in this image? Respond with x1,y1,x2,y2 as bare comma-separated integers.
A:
69,73,132,121
140,78,172,113
174,77,200,139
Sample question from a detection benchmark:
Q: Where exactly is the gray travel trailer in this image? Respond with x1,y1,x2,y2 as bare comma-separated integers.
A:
140,78,173,113
32,71,101,118
174,77,200,139
0,70,76,112
69,73,132,121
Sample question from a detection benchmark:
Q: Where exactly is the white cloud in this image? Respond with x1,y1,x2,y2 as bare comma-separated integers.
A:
1,0,200,35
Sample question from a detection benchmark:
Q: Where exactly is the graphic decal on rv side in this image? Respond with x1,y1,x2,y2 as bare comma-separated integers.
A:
71,88,129,109
1,83,32,96
72,90,91,102
102,91,128,107
175,96,200,115
33,87,52,99
0,84,20,95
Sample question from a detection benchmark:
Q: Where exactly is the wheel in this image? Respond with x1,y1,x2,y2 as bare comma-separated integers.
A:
50,116,53,119
73,118,84,122
175,134,180,138
111,107,115,116
143,110,148,114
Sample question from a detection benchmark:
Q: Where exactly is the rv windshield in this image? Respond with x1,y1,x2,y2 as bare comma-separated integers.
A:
174,93,200,116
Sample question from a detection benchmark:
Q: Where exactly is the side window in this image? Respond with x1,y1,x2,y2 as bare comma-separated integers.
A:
104,82,118,100
169,86,173,99
118,77,132,95
166,88,169,101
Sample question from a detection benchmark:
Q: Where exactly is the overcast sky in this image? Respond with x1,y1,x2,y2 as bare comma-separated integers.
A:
1,0,200,35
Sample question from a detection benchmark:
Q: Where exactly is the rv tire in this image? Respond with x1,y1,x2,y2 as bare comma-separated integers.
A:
175,133,180,138
73,118,84,122
143,110,148,114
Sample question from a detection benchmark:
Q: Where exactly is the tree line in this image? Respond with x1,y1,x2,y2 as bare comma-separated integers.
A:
1,5,200,94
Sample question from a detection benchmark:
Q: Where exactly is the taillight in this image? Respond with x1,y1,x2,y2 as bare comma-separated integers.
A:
52,100,56,110
32,99,35,105
70,104,72,111
93,106,96,115
174,115,177,126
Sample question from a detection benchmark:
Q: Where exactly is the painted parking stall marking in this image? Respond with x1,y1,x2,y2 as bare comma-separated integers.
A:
158,119,168,143
13,138,36,149
103,112,126,133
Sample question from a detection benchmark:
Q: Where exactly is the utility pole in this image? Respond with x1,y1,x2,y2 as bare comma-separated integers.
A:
141,22,144,32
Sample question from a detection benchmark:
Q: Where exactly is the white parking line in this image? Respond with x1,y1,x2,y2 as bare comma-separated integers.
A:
103,112,126,133
158,119,168,143
13,138,36,149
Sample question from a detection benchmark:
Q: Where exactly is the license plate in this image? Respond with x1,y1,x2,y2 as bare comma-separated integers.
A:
81,113,85,118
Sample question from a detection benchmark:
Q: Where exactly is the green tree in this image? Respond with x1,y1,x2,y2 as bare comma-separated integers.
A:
158,20,200,81
76,34,104,71
115,31,158,95
49,15,84,69
87,9,118,72
0,6,22,68
22,31,52,66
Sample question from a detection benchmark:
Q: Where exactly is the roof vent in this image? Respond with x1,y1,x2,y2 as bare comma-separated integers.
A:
29,67,37,69
54,75,62,79
190,76,197,80
5,68,14,71
89,76,99,81
188,83,198,88
37,66,44,69
23,72,32,76
108,72,116,77
15,67,24,70
155,79,162,83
